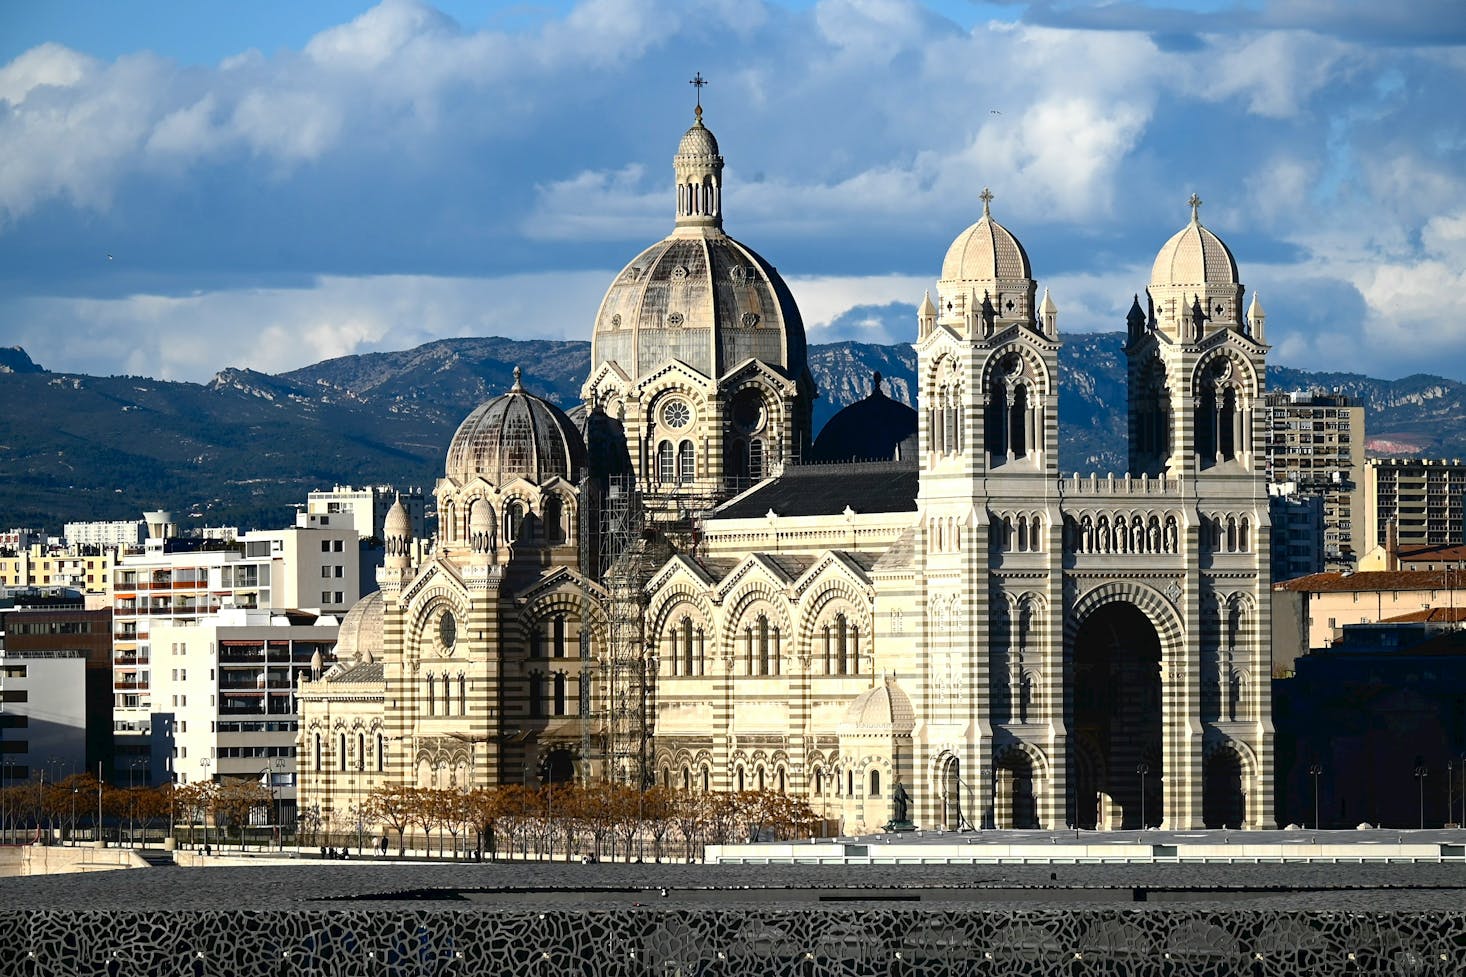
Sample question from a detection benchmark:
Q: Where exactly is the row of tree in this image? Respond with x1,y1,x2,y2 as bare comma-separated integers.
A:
0,774,274,846
327,784,824,861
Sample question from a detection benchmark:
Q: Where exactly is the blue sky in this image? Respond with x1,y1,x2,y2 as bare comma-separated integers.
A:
1,0,1464,383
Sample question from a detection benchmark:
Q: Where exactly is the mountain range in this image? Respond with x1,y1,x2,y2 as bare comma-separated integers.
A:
2,337,1462,533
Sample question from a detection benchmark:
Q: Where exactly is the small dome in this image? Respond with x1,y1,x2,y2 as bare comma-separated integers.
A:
842,676,915,733
446,368,587,486
384,498,411,538
811,372,918,463
1150,195,1238,288
941,190,1031,283
335,591,384,665
468,499,493,536
677,117,720,158
570,403,635,483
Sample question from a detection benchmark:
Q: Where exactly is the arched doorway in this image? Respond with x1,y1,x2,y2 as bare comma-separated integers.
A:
937,755,969,830
1072,602,1164,829
995,751,1039,829
1204,749,1245,829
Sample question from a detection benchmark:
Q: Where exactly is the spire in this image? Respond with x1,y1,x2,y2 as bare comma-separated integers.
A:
1188,192,1202,225
871,370,885,398
1248,291,1264,320
1127,294,1146,326
1039,288,1057,317
919,290,936,318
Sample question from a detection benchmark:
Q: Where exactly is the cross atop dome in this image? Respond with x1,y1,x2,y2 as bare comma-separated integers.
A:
1188,192,1202,225
980,187,994,217
690,71,707,122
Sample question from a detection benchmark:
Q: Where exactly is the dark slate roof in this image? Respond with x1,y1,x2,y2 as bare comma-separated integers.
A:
712,460,919,520
325,661,384,684
872,527,916,571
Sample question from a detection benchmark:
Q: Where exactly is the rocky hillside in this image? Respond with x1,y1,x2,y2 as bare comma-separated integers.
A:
3,334,1464,531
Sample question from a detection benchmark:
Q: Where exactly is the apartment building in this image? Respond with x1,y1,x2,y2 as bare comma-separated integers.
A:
1262,390,1364,569
306,484,426,541
109,512,359,783
0,545,117,595
149,608,338,825
0,647,88,787
64,519,145,549
1365,458,1466,552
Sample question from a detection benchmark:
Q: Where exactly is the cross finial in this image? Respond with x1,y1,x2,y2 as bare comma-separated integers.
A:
979,186,994,216
1188,192,1202,224
690,72,707,120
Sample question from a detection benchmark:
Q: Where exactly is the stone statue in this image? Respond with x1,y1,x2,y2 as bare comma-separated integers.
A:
884,780,914,833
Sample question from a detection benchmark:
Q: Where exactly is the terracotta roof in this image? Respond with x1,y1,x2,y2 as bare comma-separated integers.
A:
1379,607,1466,624
1275,570,1458,593
1396,544,1466,564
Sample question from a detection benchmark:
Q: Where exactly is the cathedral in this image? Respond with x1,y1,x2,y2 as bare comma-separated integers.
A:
298,100,1275,834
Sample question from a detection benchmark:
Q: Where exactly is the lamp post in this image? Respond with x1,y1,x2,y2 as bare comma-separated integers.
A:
70,787,78,846
1136,763,1150,831
1309,764,1323,830
1460,753,1466,829
129,758,146,847
1414,765,1429,830
265,757,280,851
199,757,212,852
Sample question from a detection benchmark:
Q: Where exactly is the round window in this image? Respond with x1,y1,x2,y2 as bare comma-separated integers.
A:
438,609,457,652
662,400,692,429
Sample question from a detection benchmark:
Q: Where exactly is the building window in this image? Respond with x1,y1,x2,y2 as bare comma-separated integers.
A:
657,441,675,485
376,734,385,773
458,675,467,716
357,732,365,771
678,440,696,484
529,673,544,718
870,769,881,798
553,673,567,716
426,675,436,716
338,733,347,772
553,615,567,658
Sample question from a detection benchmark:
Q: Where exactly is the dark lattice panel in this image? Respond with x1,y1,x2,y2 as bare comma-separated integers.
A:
3,909,1463,976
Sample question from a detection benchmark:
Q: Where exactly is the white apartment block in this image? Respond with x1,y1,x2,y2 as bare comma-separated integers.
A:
149,609,339,823
1364,458,1466,552
1262,390,1364,568
64,519,145,549
110,519,360,782
307,484,426,540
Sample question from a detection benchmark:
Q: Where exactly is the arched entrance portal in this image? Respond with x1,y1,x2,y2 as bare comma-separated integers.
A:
937,755,970,830
540,748,576,785
995,751,1039,829
1072,602,1163,829
1204,749,1245,829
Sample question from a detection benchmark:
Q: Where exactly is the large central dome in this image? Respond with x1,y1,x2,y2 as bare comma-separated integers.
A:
589,106,806,384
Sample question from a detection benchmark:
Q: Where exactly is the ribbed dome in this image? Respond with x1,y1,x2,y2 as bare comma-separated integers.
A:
335,591,383,664
941,193,1031,284
842,676,915,733
677,118,720,158
811,373,917,463
384,498,411,538
1150,198,1238,288
446,369,587,486
591,234,807,382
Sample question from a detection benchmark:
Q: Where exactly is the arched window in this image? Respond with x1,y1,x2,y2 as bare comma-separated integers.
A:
426,675,436,716
736,767,745,792
778,768,787,794
529,672,544,718
553,673,567,716
678,440,696,485
313,734,321,772
553,615,567,658
657,440,675,484
681,617,694,677
757,614,771,675
835,613,850,675
457,675,467,715
814,768,824,794
701,767,710,792
376,734,385,773
504,499,525,542
529,620,544,659
870,769,881,798
747,439,765,481
338,733,347,772
543,495,565,543
1009,383,1028,458
357,732,365,771
441,672,451,716
847,769,854,797
682,767,691,791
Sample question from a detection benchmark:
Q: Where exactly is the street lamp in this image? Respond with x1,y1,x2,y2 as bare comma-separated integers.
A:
1136,763,1150,831
70,787,79,846
1414,765,1429,830
129,758,147,847
199,757,212,852
1309,764,1323,830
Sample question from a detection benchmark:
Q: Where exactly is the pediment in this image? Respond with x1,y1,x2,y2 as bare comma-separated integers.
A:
790,550,873,601
581,361,633,400
713,552,798,601
633,358,715,396
719,357,797,394
647,552,721,594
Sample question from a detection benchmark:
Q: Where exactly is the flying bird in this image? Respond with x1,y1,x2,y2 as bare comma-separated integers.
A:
105,253,113,261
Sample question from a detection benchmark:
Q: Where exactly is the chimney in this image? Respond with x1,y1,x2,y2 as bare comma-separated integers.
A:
1385,518,1399,573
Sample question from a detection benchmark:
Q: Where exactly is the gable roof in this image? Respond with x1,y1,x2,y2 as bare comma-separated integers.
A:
1277,570,1456,593
712,460,919,520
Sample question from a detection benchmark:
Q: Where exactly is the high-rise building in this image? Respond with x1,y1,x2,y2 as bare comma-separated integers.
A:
1268,483,1325,581
1364,458,1466,552
1261,390,1363,569
109,513,359,783
64,519,145,549
149,608,338,826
